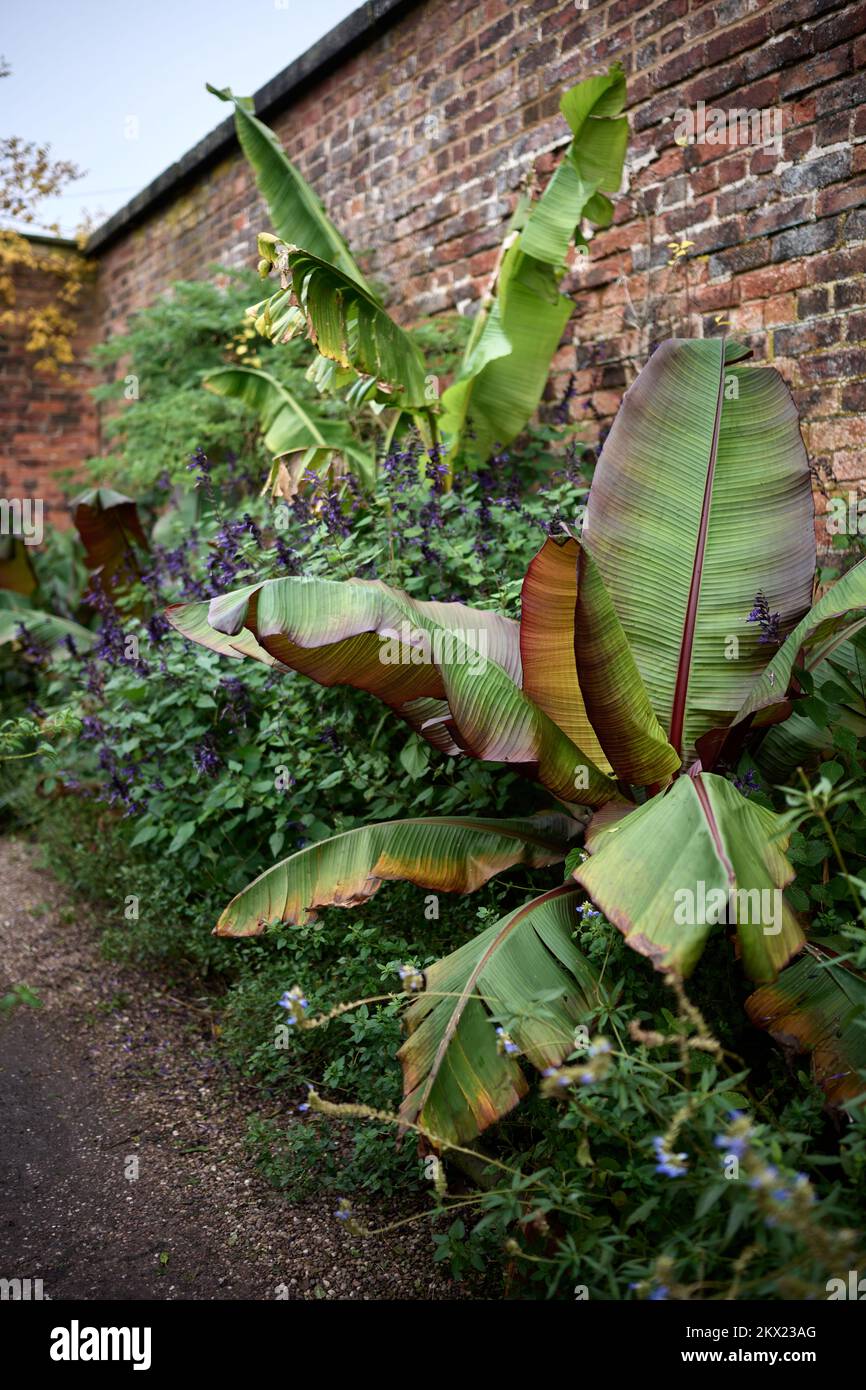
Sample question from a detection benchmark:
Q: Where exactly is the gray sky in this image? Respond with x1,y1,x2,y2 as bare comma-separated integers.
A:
1,0,361,235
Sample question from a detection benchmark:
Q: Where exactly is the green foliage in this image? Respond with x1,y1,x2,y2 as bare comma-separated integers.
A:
86,270,331,492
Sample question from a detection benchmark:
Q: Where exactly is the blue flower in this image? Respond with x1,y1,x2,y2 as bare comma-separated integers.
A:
278,987,309,1024
714,1134,748,1158
653,1136,688,1177
648,1285,670,1300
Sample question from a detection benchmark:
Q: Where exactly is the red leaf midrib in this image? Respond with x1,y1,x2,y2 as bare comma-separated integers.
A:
669,342,728,760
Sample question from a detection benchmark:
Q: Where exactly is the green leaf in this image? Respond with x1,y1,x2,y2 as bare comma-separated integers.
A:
207,84,370,290
440,64,628,464
253,243,429,408
756,632,866,780
734,556,866,732
399,884,602,1144
168,575,622,807
583,339,816,765
575,772,804,980
168,820,197,853
203,364,374,486
0,606,95,654
214,813,585,936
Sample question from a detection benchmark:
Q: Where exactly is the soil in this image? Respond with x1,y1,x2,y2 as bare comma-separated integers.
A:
0,835,466,1301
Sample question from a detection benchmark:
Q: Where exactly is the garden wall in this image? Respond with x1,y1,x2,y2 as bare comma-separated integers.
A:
0,242,100,524
6,0,866,520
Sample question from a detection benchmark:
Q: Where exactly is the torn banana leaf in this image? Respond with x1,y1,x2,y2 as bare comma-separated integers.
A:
399,883,603,1145
215,812,585,936
746,939,866,1107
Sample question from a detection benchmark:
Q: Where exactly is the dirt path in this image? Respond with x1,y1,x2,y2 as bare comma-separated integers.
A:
0,836,462,1301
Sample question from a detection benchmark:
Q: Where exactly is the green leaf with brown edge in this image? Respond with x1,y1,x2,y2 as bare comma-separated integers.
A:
398,884,603,1146
519,535,610,773
574,771,804,981
0,536,37,596
746,939,866,1107
207,84,371,292
582,339,815,766
71,487,148,601
255,242,429,408
575,542,681,785
167,575,623,806
214,812,585,937
202,364,374,483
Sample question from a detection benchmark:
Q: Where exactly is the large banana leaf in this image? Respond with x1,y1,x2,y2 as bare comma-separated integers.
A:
207,84,370,291
399,884,602,1145
72,487,148,600
746,940,866,1107
520,535,679,786
575,542,681,785
439,64,627,464
214,813,584,936
202,364,374,484
582,339,815,765
520,63,627,265
520,535,610,771
254,242,429,408
167,576,622,806
575,772,804,981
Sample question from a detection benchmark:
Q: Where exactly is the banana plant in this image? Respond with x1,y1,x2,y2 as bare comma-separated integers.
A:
203,364,376,495
214,66,628,476
168,337,866,1143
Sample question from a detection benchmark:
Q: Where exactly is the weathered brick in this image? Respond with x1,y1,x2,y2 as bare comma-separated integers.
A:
799,349,866,382
774,318,844,354
771,218,839,261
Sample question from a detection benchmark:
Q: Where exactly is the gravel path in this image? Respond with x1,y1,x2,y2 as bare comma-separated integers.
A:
0,836,465,1301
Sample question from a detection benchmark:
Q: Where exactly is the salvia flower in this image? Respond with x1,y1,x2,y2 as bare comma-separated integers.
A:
192,734,222,778
733,767,760,796
747,591,781,644
553,373,578,424
278,987,309,1025
653,1135,689,1178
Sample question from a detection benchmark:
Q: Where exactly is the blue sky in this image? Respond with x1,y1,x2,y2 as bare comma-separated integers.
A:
1,0,361,236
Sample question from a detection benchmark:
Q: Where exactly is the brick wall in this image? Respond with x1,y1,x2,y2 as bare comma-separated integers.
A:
6,0,866,520
0,243,100,525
